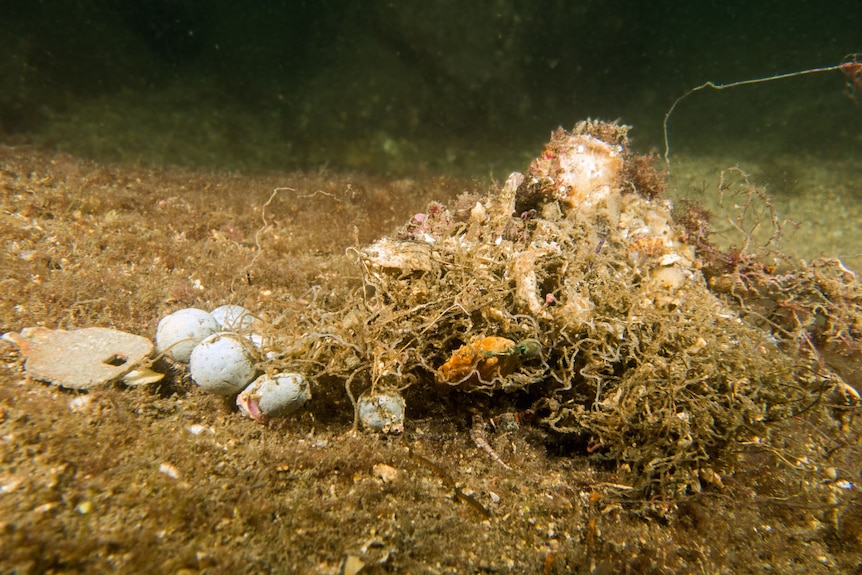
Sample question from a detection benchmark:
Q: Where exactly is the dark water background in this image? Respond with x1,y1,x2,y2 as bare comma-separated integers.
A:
1,1,859,175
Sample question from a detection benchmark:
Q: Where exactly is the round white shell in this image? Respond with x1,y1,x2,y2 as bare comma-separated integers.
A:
155,308,219,363
357,391,406,433
211,304,257,332
189,332,258,396
211,304,266,349
236,372,311,422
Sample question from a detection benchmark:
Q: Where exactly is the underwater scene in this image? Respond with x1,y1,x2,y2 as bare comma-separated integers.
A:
1,2,861,573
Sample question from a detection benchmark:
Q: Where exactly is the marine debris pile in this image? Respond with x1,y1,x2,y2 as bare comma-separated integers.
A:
261,120,859,493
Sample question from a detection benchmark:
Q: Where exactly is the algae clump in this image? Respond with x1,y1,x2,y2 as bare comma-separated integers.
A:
261,120,856,495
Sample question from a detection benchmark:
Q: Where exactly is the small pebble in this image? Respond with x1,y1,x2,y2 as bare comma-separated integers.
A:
68,395,94,414
187,424,214,436
158,462,181,479
372,463,399,484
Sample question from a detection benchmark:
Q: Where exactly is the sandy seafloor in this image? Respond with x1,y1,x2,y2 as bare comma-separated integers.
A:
1,131,861,574
672,152,862,270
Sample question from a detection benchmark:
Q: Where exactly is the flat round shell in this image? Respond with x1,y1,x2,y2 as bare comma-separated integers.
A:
4,327,155,389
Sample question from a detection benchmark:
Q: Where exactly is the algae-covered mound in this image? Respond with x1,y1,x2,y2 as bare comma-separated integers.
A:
266,120,854,494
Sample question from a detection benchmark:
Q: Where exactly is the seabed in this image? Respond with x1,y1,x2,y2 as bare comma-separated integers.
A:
1,125,861,573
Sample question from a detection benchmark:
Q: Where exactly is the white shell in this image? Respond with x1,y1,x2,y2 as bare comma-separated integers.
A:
236,372,311,423
211,304,266,349
357,391,406,433
155,308,218,363
211,304,257,332
189,332,258,396
362,238,433,273
555,134,623,210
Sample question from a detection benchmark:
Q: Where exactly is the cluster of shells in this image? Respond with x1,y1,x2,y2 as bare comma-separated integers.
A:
155,305,311,423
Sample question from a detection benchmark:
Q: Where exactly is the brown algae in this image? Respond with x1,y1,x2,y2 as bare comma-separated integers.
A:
253,120,858,495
